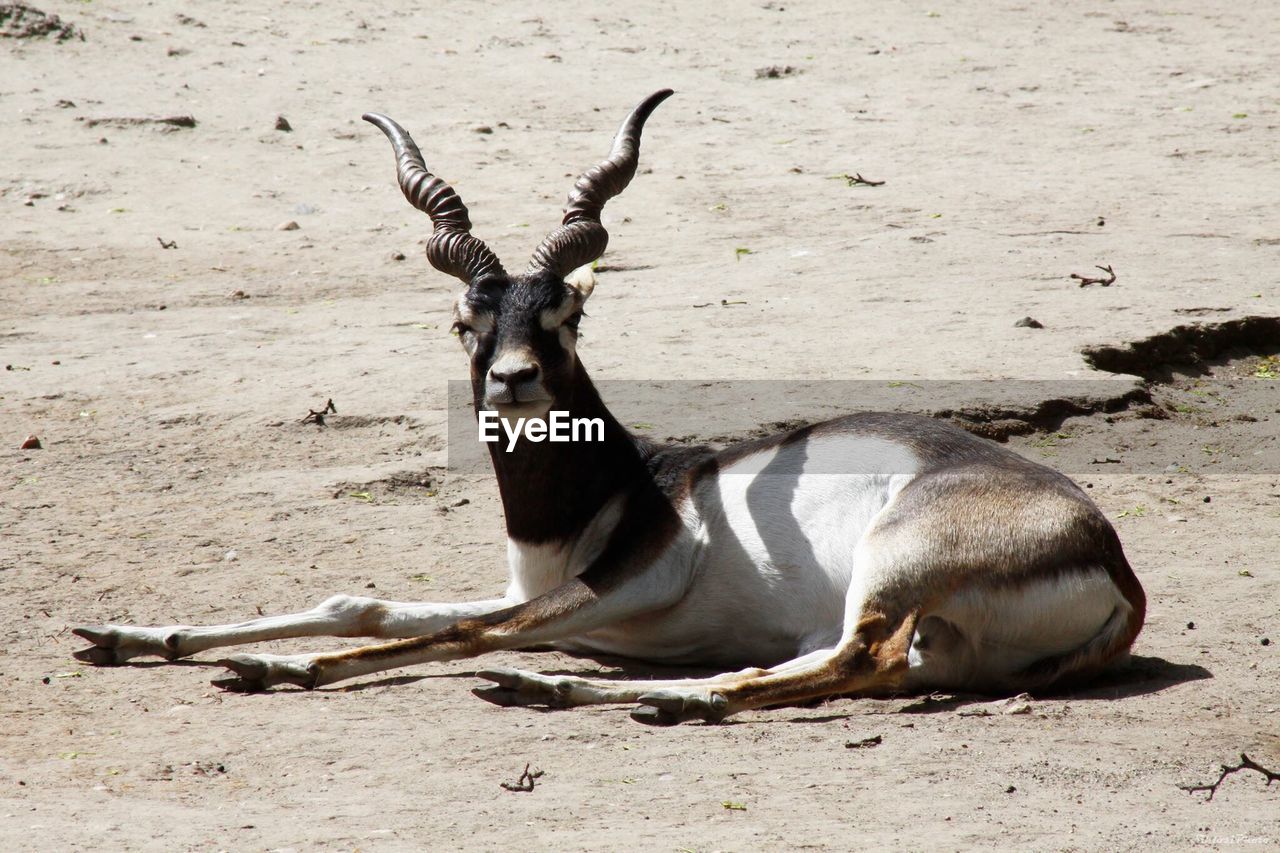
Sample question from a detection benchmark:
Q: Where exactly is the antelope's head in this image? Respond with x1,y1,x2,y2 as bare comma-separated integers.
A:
364,90,672,420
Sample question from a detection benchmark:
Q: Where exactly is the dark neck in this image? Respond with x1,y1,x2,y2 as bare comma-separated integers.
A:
481,363,649,544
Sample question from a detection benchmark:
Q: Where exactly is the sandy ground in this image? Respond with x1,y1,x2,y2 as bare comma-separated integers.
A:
2,1,1279,849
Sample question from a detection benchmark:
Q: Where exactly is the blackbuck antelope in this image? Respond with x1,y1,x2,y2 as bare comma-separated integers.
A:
73,90,1146,725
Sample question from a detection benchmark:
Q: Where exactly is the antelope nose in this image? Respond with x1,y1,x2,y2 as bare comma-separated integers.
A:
489,363,540,386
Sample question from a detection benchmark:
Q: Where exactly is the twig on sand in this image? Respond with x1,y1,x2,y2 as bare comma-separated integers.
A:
1071,264,1116,287
833,172,885,187
156,237,178,249
301,398,337,426
1180,753,1280,801
500,762,545,792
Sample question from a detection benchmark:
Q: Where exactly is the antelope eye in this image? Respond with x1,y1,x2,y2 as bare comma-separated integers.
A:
565,311,584,331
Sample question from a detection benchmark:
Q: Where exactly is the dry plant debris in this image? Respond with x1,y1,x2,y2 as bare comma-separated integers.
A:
500,762,545,792
1071,264,1117,287
301,398,337,426
1180,753,1280,801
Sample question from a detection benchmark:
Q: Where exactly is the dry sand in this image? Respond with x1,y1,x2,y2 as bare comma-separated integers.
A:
2,1,1278,849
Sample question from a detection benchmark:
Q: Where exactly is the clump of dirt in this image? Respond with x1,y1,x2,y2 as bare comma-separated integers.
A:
755,64,800,79
1003,330,1278,476
651,321,1275,473
77,115,197,132
323,414,418,431
1081,316,1280,380
332,468,442,503
0,3,83,41
937,388,1153,441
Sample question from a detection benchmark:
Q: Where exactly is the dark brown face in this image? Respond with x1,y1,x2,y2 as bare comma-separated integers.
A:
453,268,593,418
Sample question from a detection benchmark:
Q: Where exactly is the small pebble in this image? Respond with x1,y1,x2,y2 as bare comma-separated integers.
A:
1186,621,1195,630
20,435,42,450
274,115,292,132
1202,496,1211,503
1263,638,1271,647
390,251,406,261
277,220,300,231
471,125,494,134
1014,316,1044,329
224,549,238,562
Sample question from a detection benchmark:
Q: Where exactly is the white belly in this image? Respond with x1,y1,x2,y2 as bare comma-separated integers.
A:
572,434,924,666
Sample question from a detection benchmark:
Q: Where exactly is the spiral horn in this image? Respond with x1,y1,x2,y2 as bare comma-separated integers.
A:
363,112,506,284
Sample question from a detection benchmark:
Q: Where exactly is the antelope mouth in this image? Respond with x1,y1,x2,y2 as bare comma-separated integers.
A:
483,397,554,420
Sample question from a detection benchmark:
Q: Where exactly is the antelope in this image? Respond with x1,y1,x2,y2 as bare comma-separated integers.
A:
72,90,1146,725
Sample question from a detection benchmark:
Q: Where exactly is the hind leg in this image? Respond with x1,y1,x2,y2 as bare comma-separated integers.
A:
630,602,920,725
472,649,834,708
473,665,771,708
471,524,926,721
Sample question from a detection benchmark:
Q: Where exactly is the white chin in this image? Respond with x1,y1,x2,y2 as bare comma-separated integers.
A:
486,399,553,419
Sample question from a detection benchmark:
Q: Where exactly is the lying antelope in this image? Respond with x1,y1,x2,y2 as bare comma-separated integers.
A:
73,90,1146,725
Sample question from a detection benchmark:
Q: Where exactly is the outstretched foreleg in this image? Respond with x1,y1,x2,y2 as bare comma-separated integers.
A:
72,595,509,665
209,559,689,691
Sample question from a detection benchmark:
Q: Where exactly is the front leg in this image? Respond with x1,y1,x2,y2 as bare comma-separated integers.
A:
211,562,687,691
72,594,510,664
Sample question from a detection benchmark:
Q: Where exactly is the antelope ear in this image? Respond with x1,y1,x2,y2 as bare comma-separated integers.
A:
564,264,597,302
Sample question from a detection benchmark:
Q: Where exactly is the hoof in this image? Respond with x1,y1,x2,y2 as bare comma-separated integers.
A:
210,676,260,693
472,686,538,708
633,690,728,726
473,669,538,707
70,625,183,663
72,645,118,666
475,668,523,690
71,626,119,666
473,668,573,707
212,655,269,692
212,654,318,692
630,705,680,726
72,626,117,646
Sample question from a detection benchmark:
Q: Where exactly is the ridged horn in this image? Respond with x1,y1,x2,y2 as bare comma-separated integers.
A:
363,112,506,284
527,89,674,278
